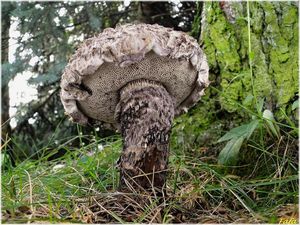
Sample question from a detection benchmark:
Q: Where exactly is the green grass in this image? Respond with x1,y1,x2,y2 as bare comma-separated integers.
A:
1,134,123,223
1,121,298,223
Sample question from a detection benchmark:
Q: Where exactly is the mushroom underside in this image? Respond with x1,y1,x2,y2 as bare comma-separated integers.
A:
77,51,197,124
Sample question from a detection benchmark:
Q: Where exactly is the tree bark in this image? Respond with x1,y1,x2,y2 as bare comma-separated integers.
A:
1,2,14,144
200,1,298,118
115,80,174,192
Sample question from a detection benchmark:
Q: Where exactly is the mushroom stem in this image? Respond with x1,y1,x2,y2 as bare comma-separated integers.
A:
115,80,175,191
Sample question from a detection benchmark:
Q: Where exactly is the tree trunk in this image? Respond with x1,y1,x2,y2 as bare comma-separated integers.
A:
201,1,298,117
1,2,14,144
115,80,174,192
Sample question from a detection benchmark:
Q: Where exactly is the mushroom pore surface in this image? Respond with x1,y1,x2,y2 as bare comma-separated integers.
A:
78,51,197,124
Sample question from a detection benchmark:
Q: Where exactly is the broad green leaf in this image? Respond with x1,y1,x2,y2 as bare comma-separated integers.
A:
245,119,259,139
263,109,280,139
292,99,299,110
217,120,259,143
218,136,245,166
217,124,249,143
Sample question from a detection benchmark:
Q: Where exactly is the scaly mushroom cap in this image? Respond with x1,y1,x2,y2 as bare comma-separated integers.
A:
60,23,209,126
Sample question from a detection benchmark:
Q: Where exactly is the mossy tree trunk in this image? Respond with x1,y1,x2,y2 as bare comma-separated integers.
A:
201,1,298,118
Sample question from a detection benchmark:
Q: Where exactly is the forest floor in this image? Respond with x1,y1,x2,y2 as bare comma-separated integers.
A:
1,131,298,224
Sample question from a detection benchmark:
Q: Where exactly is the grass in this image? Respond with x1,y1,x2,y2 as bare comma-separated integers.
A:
1,121,298,223
1,134,122,223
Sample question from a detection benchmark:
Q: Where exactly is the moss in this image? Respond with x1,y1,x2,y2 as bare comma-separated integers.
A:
250,2,264,35
282,6,297,24
261,2,298,106
203,37,218,70
204,3,241,73
202,1,298,113
172,2,298,149
250,34,273,104
171,91,220,149
220,80,239,112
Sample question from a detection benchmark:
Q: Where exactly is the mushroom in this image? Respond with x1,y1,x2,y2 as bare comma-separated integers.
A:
60,24,209,191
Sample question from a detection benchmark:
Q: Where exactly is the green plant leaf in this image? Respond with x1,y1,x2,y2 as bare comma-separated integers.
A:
279,108,296,129
217,124,248,142
256,98,264,113
1,153,6,165
218,136,245,166
245,119,259,139
263,109,280,139
292,99,299,110
1,153,11,168
243,94,254,105
217,120,259,143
